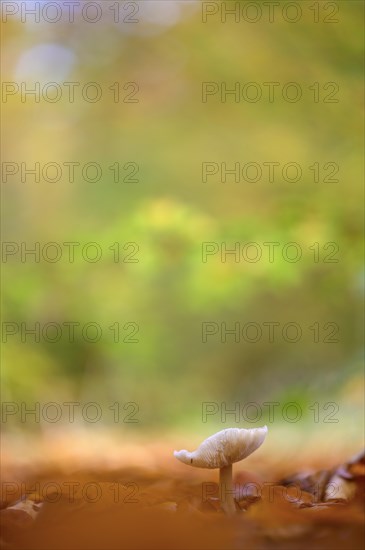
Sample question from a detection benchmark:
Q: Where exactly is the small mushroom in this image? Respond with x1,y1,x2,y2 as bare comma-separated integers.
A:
174,426,268,515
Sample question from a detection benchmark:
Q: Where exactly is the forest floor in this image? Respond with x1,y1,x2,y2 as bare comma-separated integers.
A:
1,433,364,550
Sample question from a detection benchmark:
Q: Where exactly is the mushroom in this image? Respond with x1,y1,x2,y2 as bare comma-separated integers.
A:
174,426,268,515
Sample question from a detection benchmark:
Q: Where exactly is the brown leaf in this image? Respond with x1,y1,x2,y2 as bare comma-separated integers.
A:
280,469,332,502
325,474,357,502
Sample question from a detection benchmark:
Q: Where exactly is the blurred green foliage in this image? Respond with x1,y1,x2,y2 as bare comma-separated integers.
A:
2,1,364,431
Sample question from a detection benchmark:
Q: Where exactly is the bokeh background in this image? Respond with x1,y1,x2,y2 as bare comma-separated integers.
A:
1,0,364,468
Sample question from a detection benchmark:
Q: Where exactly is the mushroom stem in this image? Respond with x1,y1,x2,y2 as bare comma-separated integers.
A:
219,465,236,515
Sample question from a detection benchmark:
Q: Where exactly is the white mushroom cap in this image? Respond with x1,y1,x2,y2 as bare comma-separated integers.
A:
174,426,268,469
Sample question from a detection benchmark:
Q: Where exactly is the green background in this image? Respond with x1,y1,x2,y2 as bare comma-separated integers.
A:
2,1,364,442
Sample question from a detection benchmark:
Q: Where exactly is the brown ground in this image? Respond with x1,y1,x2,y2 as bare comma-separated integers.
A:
1,442,364,550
